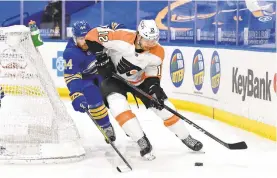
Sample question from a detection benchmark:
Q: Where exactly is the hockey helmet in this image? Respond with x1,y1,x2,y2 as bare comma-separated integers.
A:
137,20,159,42
72,20,91,37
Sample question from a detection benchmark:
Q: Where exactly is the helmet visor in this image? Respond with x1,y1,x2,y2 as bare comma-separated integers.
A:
141,36,159,47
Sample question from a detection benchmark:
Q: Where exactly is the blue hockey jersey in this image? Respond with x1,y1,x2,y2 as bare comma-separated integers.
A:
63,22,126,94
63,38,99,94
63,38,110,129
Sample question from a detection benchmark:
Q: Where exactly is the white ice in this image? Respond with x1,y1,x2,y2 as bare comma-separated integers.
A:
1,100,276,178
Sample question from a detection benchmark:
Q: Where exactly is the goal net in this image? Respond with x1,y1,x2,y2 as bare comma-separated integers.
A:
0,25,85,163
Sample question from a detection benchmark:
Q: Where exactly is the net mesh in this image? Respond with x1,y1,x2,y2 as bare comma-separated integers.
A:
0,25,85,163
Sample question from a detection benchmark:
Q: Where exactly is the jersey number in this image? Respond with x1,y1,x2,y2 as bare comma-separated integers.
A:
98,31,109,42
64,59,73,70
157,65,162,77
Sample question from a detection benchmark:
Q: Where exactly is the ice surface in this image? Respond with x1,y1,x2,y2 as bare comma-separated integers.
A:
0,100,276,178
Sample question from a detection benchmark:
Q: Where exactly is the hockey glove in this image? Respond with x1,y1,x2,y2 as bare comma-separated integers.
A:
95,53,115,78
70,92,89,113
143,78,167,110
148,84,167,110
0,86,4,100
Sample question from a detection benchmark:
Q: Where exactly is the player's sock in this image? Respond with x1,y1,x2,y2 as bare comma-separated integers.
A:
89,103,110,128
164,115,189,139
115,110,144,141
89,103,116,142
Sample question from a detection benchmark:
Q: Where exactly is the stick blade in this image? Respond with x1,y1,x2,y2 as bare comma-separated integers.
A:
228,141,248,150
116,166,132,173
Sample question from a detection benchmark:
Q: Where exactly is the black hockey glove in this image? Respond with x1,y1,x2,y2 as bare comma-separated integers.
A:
148,84,167,110
95,52,115,78
144,78,167,110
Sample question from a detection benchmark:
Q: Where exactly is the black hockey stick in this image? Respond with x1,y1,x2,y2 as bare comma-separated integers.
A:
81,104,132,172
112,73,247,150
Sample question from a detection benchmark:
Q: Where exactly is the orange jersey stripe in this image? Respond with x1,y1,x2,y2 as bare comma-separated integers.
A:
149,44,165,61
115,110,136,127
164,115,180,127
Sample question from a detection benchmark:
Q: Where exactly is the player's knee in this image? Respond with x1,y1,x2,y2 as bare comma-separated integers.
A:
107,93,135,126
107,93,129,116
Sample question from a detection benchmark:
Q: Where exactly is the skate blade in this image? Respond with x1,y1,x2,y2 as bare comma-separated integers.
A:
116,165,132,173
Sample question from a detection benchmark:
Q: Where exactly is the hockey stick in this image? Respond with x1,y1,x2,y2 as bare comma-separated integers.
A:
81,104,132,172
112,73,247,150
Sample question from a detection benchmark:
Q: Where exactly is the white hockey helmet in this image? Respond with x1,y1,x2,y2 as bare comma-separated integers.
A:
137,19,159,41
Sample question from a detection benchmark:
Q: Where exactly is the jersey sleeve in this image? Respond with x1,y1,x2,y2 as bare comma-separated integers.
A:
145,65,162,79
145,45,165,79
100,22,126,30
85,27,136,54
63,49,83,94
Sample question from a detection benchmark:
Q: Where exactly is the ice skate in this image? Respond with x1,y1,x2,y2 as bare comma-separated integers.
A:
182,135,203,151
137,135,155,161
103,124,116,143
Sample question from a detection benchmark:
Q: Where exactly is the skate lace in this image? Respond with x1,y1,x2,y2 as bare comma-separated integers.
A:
184,136,197,147
103,126,114,138
138,138,148,150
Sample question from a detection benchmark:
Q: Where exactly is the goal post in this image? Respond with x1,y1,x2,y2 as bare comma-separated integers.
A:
0,25,85,163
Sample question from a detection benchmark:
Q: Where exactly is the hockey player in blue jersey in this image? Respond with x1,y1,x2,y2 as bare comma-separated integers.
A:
0,86,4,108
63,20,124,142
0,86,4,101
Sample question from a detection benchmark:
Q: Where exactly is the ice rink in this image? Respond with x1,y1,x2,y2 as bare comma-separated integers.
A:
1,100,276,178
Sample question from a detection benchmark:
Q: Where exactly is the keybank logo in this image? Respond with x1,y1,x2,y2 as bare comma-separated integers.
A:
232,67,271,101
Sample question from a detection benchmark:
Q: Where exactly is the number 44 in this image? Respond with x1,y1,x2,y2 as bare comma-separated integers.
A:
64,59,73,70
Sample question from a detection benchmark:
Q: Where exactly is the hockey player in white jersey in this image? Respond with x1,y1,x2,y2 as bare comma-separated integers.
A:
85,19,203,160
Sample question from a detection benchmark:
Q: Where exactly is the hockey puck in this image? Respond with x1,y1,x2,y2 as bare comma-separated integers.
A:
116,166,122,172
194,162,203,166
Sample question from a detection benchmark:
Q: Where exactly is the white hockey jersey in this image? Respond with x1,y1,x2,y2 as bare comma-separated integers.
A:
85,27,165,86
